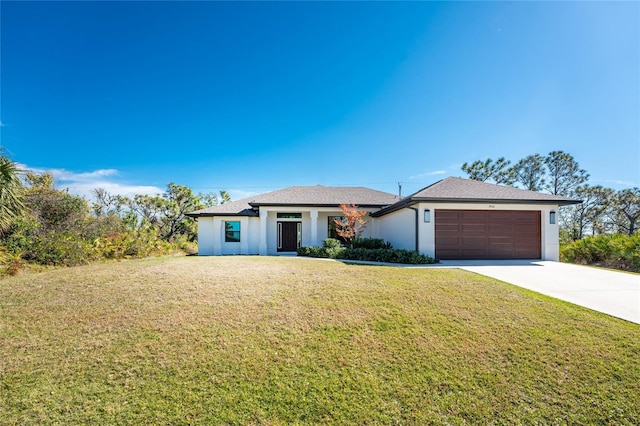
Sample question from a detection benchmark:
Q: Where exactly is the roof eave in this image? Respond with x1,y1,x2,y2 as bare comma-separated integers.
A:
248,202,392,208
410,197,582,205
372,197,581,217
187,212,258,218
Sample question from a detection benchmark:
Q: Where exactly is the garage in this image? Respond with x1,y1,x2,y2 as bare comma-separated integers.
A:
435,210,541,260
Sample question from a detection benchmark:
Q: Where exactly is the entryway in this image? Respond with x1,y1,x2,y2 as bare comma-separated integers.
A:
277,221,301,252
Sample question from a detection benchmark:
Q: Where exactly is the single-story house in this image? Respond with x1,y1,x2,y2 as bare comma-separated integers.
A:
187,177,580,261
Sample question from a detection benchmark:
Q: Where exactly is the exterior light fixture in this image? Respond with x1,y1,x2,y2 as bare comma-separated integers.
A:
424,209,431,223
550,211,556,224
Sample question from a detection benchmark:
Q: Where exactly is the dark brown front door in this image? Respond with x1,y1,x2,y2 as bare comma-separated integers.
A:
435,210,541,260
278,222,301,252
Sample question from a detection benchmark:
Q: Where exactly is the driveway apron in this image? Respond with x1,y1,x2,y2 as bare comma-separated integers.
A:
442,260,640,324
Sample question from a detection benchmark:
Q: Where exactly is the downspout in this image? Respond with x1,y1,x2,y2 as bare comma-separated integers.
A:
407,206,419,252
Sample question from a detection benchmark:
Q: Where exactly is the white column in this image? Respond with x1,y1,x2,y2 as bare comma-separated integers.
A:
543,206,559,261
259,210,268,255
310,210,319,247
240,217,249,255
421,205,436,258
213,219,222,255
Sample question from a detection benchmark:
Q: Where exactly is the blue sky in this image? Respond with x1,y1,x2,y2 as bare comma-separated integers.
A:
1,1,638,200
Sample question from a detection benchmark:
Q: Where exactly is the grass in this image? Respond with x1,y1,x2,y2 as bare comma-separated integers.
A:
1,256,639,425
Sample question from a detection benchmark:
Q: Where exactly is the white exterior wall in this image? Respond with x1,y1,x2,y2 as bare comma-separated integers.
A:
197,203,561,259
247,217,261,254
410,202,561,261
196,217,216,255
197,207,381,256
375,208,416,251
196,216,258,255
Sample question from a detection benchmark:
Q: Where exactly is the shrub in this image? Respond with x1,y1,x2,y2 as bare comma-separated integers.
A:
338,248,435,264
94,228,176,260
352,237,392,250
297,245,436,265
22,232,98,266
323,238,342,249
560,233,640,272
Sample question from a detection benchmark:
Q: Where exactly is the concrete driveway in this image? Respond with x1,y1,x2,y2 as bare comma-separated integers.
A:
441,260,640,324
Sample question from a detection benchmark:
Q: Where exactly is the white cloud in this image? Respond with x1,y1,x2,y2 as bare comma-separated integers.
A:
0,120,5,127
53,168,119,182
408,170,446,180
593,179,639,189
19,164,163,200
64,181,163,200
228,189,261,201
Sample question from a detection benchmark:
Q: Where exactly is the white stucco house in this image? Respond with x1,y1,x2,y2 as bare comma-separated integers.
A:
187,177,580,261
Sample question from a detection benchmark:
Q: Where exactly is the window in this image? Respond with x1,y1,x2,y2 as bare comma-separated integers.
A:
225,221,240,242
277,213,302,219
328,216,345,241
550,211,556,225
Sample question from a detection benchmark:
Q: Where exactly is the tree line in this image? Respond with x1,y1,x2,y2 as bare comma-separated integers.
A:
0,152,228,271
460,150,639,241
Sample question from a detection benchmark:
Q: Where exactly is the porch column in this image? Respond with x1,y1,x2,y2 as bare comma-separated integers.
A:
259,210,268,255
310,210,319,247
213,219,222,255
240,217,249,255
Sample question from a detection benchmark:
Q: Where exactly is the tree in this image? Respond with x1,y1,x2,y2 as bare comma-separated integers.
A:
510,154,546,191
333,204,368,247
544,151,589,196
564,185,613,240
609,188,640,235
92,188,127,217
129,194,163,228
0,153,25,233
24,172,88,233
461,157,515,185
198,190,231,208
160,183,204,241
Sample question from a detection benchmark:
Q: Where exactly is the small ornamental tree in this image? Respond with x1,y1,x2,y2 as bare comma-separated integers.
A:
333,204,368,247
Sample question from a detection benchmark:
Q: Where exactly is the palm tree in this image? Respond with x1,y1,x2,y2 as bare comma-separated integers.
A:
0,152,25,232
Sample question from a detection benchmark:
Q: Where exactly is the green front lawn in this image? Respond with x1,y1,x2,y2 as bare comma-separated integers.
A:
1,257,638,424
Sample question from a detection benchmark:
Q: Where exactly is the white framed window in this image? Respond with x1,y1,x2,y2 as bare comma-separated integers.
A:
225,221,240,242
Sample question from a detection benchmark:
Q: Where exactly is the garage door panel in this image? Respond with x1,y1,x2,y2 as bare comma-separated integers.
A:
435,210,541,260
488,224,514,234
513,223,537,232
437,224,461,233
460,211,487,221
462,224,489,233
461,250,489,259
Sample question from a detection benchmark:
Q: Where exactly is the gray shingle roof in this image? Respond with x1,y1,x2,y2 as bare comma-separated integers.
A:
372,177,581,217
188,185,399,217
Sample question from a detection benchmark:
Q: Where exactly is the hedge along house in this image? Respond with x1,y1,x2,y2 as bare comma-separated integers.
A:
187,177,580,260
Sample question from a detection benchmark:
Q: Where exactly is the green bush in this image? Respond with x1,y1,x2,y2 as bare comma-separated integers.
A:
560,233,640,272
352,237,392,250
322,238,342,249
297,245,346,259
22,232,98,266
297,245,436,265
94,228,176,260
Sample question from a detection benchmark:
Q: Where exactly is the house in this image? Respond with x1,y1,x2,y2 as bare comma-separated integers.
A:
187,177,580,261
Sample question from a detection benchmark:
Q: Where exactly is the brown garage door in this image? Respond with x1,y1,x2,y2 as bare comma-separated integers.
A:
435,210,541,260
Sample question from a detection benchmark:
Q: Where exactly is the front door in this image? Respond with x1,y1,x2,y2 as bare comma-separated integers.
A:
278,221,301,252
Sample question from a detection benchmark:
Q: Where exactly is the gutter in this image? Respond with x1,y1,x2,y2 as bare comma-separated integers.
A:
407,206,419,252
